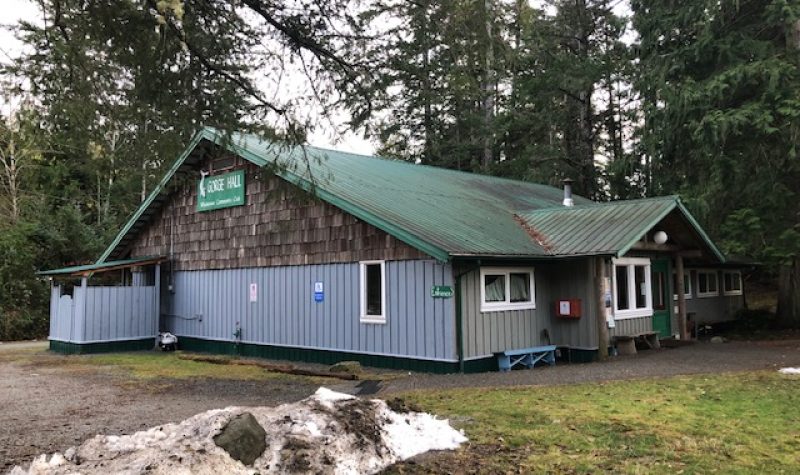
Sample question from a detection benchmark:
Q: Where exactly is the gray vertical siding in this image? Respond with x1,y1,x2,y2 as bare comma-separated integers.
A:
80,287,158,343
460,259,603,358
684,295,744,325
609,316,652,338
49,285,159,343
460,267,549,359
165,260,457,362
49,286,75,342
544,259,600,349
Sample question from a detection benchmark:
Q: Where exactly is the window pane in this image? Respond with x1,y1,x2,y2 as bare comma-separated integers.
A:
654,272,665,309
509,273,531,302
365,264,382,315
634,265,647,308
698,273,708,293
708,273,718,292
616,265,629,310
684,274,691,295
484,274,505,302
725,272,741,292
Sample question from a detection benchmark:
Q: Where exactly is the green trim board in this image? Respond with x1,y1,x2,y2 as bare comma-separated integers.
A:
177,337,497,374
49,338,155,355
38,255,165,276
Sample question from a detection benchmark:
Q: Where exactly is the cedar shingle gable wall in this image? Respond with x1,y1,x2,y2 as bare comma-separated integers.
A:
129,157,428,271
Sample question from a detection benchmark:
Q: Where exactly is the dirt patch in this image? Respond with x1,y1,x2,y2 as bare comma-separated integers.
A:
331,399,387,452
385,397,422,414
0,349,324,471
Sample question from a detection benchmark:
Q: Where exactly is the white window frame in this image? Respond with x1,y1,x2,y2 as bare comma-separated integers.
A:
359,260,386,324
723,270,743,296
479,267,536,312
672,271,693,300
612,257,653,319
696,269,720,298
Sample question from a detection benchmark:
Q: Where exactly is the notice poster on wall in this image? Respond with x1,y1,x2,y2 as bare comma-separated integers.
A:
604,277,615,328
249,283,258,303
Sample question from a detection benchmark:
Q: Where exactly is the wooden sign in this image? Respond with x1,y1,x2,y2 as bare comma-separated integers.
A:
197,170,245,212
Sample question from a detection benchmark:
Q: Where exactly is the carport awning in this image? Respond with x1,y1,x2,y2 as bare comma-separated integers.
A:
37,256,166,277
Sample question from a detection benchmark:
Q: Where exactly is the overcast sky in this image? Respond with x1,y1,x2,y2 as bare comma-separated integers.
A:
0,0,377,154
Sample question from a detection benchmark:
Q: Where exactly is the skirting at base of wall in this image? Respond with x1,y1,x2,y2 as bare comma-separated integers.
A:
177,337,497,374
49,338,155,355
557,347,599,364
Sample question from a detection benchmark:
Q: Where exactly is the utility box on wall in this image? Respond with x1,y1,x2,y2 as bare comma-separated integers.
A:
555,299,582,319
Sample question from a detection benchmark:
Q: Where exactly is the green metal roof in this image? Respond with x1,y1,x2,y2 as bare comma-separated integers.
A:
517,197,725,261
38,256,165,276
97,128,724,263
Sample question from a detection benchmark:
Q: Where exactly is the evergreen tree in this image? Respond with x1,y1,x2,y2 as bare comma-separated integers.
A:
633,0,800,321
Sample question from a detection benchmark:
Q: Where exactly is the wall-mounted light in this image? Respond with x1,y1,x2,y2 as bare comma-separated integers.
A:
654,231,669,245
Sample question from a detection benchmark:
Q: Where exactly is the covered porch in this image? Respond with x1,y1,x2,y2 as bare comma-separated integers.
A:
38,256,165,354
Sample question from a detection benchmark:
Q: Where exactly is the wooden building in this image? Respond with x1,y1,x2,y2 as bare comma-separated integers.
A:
41,128,747,371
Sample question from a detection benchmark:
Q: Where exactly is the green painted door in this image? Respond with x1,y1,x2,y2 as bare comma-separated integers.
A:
651,259,671,338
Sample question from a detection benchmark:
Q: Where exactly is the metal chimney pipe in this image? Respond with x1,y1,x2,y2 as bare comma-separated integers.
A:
562,178,574,207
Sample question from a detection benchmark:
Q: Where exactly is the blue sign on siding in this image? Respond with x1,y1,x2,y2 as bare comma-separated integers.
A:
314,281,324,302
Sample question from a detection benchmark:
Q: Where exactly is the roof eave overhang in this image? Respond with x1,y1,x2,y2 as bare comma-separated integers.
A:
615,198,726,263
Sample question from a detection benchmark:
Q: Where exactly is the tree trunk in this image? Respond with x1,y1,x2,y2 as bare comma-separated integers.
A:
481,0,495,170
778,257,800,326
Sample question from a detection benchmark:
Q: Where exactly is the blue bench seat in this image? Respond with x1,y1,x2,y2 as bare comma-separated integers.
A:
495,345,557,372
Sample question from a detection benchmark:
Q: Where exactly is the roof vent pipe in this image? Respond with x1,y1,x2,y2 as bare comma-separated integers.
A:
562,178,574,207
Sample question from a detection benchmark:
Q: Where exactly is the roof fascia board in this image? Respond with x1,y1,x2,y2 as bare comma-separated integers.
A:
675,198,726,263
96,129,214,263
615,197,726,263
616,200,679,258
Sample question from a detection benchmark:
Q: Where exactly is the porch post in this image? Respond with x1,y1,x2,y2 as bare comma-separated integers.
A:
154,264,161,337
595,257,609,360
675,255,688,340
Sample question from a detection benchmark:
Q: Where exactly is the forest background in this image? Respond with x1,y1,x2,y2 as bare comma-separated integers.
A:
1,0,798,339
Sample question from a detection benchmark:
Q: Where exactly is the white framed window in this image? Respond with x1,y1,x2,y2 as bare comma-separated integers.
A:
723,270,743,296
360,260,386,323
697,269,719,298
672,271,692,300
479,267,536,312
612,257,653,319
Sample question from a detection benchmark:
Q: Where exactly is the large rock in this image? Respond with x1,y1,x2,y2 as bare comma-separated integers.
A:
213,412,267,466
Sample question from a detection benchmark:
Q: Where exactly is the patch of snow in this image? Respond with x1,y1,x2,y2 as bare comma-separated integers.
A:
10,388,466,475
779,367,800,375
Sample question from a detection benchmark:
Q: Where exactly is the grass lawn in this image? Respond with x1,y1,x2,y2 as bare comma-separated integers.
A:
393,371,800,474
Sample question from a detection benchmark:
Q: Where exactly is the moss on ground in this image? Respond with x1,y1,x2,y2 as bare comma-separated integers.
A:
392,371,800,474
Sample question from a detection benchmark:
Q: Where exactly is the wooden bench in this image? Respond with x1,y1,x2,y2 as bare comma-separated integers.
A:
613,332,660,355
495,345,557,372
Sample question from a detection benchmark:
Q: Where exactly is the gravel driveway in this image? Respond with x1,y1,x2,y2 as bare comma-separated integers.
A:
3,339,799,471
0,343,323,471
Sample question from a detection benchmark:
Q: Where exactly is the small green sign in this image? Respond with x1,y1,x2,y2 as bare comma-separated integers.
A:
431,285,454,298
197,170,245,212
